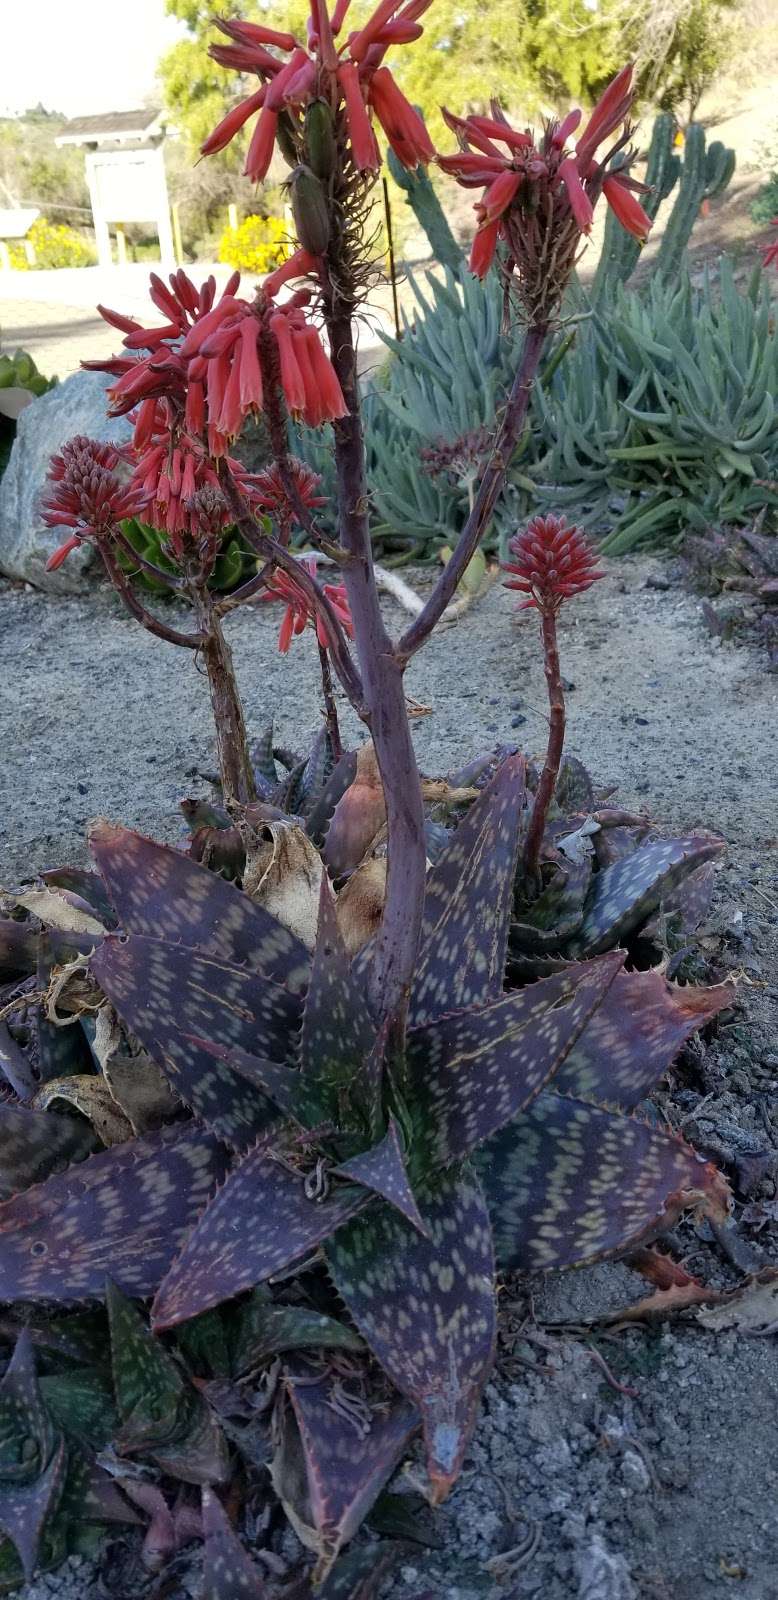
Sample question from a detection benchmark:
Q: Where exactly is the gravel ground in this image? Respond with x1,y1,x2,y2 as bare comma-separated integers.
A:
2,554,778,1600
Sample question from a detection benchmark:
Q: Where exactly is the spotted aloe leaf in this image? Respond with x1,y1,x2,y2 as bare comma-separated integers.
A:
553,969,731,1109
407,953,623,1166
511,854,591,952
270,1356,418,1579
188,1036,323,1129
0,1021,37,1100
567,834,725,957
305,750,358,848
88,821,310,991
410,753,526,1025
39,1369,116,1448
474,1092,732,1274
0,1125,227,1304
326,1163,495,1501
0,1332,67,1580
152,1148,370,1331
643,860,718,940
201,1486,267,1598
92,935,299,1148
232,1290,364,1376
300,883,376,1131
0,1106,97,1202
334,1119,430,1237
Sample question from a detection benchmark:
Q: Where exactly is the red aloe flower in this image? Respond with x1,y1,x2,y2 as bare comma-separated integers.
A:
201,0,434,181
260,555,354,652
240,457,327,537
761,218,778,270
502,513,604,614
42,437,148,571
440,66,652,287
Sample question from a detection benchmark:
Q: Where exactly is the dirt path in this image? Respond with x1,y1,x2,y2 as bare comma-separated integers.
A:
2,556,778,1599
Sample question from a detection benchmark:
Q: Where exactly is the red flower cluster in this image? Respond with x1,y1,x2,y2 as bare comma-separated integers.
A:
89,267,347,461
42,437,147,572
761,218,778,271
240,457,327,539
502,514,604,613
261,556,354,653
440,65,652,279
202,0,434,179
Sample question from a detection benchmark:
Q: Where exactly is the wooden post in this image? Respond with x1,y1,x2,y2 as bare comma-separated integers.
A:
115,225,127,266
228,202,239,232
171,202,184,265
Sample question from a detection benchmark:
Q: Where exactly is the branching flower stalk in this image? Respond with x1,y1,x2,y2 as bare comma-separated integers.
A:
43,8,652,1045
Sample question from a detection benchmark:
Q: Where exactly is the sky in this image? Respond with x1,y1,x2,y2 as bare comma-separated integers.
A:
0,0,186,118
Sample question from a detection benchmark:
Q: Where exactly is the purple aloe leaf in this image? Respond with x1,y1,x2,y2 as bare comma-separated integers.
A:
271,1356,418,1580
186,1036,323,1128
326,1164,495,1502
410,753,526,1025
0,1021,38,1100
0,1106,97,1201
553,968,731,1109
92,935,300,1148
233,1293,364,1376
0,1332,67,1580
40,868,118,929
0,1125,227,1304
407,953,623,1166
201,1486,267,1598
592,820,650,869
567,834,725,957
334,1119,430,1237
305,750,358,847
511,854,591,952
152,1148,371,1331
642,860,718,940
300,883,376,1131
107,1279,229,1485
0,920,39,980
88,821,310,991
474,1091,733,1273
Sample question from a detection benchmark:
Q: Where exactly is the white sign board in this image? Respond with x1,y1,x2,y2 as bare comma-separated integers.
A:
85,147,174,267
0,208,40,240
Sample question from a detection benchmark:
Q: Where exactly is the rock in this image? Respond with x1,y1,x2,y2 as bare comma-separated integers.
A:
576,1535,636,1600
0,370,131,593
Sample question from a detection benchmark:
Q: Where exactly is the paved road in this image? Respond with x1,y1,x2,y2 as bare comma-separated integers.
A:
0,261,398,379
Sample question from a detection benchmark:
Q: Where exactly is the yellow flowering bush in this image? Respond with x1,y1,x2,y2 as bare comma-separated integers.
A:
217,213,288,275
9,218,94,270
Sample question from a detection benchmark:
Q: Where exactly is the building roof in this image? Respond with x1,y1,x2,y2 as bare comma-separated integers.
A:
55,108,165,147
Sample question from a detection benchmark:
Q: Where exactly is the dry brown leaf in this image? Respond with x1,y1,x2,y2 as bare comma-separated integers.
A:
695,1268,778,1333
336,856,387,957
33,1074,133,1146
242,820,324,949
13,888,105,937
93,1005,178,1134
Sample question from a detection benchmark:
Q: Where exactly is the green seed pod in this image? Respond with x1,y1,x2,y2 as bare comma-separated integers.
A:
276,109,300,170
305,98,337,182
290,164,331,256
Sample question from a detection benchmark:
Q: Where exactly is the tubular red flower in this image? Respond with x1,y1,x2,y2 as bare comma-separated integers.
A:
200,88,266,157
304,326,349,419
261,556,354,653
762,219,778,270
551,108,582,148
42,436,148,569
244,106,279,182
367,66,433,168
270,313,307,414
238,319,263,413
502,514,604,613
469,218,500,279
602,174,651,241
479,168,522,225
559,157,594,233
262,249,320,297
575,63,634,166
338,61,381,170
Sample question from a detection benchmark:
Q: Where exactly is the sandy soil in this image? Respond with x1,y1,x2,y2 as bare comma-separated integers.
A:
2,556,778,1599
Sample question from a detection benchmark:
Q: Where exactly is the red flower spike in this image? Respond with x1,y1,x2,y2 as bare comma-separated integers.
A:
260,556,354,654
761,219,778,270
42,436,148,570
502,513,604,613
368,67,434,168
575,62,634,166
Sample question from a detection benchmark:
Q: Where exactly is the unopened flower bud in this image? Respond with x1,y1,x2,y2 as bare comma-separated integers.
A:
289,163,331,255
305,98,337,181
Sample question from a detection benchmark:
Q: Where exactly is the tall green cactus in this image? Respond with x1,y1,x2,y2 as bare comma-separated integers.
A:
386,145,462,272
656,124,735,284
593,114,680,301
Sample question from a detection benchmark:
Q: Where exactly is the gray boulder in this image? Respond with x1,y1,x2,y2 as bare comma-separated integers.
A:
0,370,131,593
